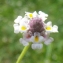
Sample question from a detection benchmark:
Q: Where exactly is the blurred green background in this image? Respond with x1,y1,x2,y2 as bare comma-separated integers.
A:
0,0,63,63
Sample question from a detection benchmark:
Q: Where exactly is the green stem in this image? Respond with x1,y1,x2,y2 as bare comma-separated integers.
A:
16,43,31,63
44,44,52,63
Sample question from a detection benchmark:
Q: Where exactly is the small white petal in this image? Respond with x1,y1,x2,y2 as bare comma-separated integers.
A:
46,21,52,26
22,41,29,46
30,36,34,42
14,16,22,23
31,44,36,49
39,36,44,42
39,11,48,17
13,24,19,33
42,17,47,21
33,11,38,17
31,44,43,49
38,11,48,21
44,37,54,45
14,30,19,33
19,38,29,46
52,25,58,32
20,17,29,25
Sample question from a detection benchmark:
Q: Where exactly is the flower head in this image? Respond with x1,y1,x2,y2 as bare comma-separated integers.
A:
13,11,58,49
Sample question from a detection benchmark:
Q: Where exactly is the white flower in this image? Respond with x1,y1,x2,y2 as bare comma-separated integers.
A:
45,21,58,33
19,23,30,33
19,38,29,46
38,11,48,21
45,21,52,32
13,24,20,33
13,23,30,33
25,11,37,19
19,32,32,46
14,16,22,23
14,16,30,33
29,32,44,49
31,43,43,49
44,37,54,45
30,32,44,43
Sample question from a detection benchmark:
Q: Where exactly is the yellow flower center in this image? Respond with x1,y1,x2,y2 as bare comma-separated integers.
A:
34,36,39,42
29,13,33,18
21,26,27,31
46,26,52,30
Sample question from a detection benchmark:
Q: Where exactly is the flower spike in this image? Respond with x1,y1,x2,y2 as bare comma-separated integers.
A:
13,11,58,49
